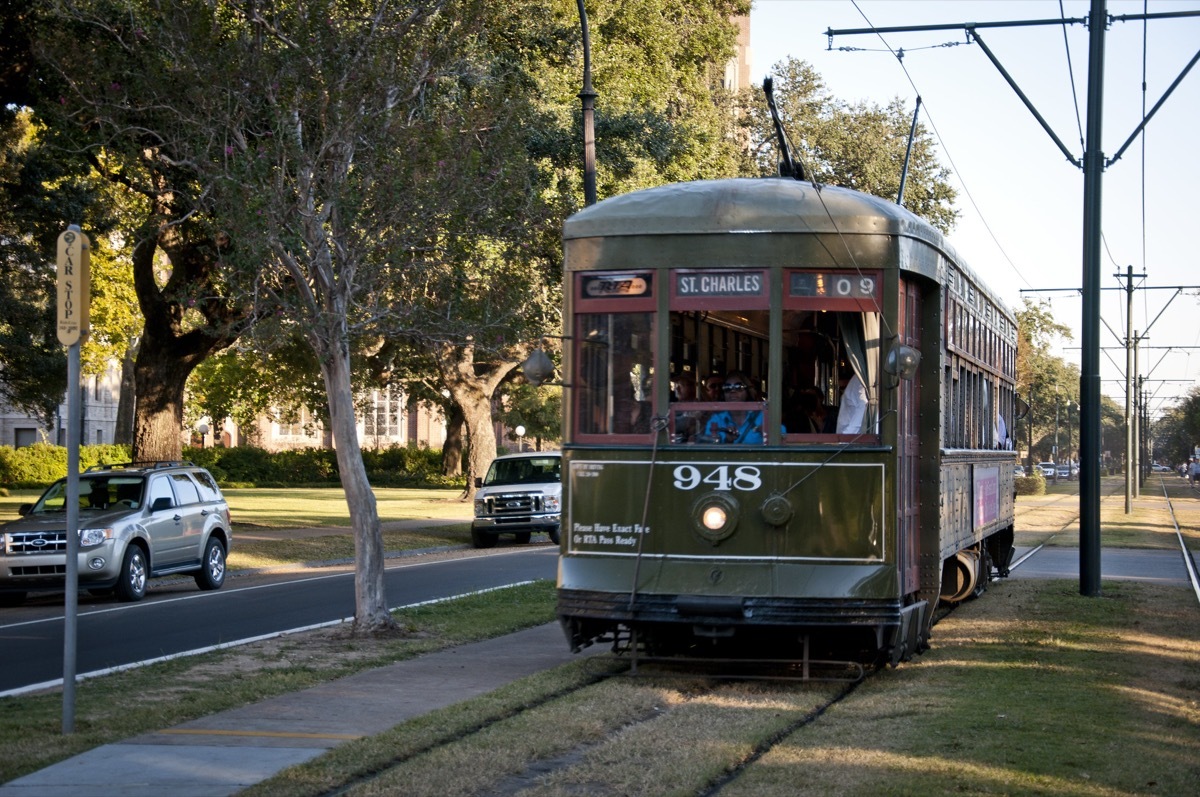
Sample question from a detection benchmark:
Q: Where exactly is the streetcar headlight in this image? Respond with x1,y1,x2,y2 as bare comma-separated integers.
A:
701,506,727,530
690,493,740,546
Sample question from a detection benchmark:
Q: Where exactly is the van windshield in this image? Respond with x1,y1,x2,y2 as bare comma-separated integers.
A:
483,457,561,487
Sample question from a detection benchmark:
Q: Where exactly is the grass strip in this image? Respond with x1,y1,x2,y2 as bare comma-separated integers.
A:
719,579,1200,797
238,579,1199,797
0,581,558,784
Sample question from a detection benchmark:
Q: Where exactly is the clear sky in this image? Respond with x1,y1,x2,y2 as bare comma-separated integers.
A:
748,0,1200,418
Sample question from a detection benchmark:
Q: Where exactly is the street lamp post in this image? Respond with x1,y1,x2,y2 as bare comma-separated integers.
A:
1066,401,1075,478
515,425,526,453
1054,388,1061,483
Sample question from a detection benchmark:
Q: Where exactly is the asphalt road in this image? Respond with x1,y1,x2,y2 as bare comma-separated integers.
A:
0,542,1192,697
0,545,559,695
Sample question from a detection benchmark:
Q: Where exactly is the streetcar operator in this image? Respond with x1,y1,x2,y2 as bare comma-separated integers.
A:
703,371,783,443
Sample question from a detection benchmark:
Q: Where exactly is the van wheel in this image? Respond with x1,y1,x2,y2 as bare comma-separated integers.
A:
114,545,148,602
515,532,531,545
194,537,227,591
471,529,497,549
548,526,561,545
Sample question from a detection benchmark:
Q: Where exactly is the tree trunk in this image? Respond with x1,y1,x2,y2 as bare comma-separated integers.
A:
460,390,498,499
127,225,248,461
441,403,464,477
434,338,526,500
321,341,395,635
130,326,201,461
113,346,137,447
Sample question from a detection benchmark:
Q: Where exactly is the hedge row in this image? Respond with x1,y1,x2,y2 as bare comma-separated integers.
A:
0,443,463,490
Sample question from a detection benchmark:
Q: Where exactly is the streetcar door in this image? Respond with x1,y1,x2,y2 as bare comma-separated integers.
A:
897,278,922,595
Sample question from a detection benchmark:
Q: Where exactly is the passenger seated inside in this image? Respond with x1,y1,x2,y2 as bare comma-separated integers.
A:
796,387,835,434
704,371,774,444
671,373,703,442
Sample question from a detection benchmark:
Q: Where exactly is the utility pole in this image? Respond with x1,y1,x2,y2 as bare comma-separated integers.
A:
1124,267,1135,510
826,0,1200,597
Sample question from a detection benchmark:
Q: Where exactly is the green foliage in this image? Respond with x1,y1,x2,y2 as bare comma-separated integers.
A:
360,446,445,486
1015,472,1046,496
498,384,562,446
0,443,131,487
738,58,958,234
0,444,458,489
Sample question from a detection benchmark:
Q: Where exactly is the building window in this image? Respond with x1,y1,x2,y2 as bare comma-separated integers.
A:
277,406,319,438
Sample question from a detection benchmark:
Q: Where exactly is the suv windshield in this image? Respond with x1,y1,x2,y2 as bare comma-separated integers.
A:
483,457,561,487
32,476,146,513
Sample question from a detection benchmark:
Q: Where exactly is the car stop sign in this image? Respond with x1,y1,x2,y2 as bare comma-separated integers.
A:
56,227,91,346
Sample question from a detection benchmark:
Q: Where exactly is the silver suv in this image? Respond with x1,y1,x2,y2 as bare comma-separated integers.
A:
472,452,561,548
0,461,232,604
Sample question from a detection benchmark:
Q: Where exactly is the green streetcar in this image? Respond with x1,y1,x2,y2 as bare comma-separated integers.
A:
555,177,1021,670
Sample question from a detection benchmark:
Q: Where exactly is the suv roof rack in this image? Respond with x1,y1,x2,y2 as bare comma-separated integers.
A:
85,461,195,472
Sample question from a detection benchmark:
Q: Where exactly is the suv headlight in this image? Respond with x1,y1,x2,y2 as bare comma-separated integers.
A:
544,495,561,513
473,499,486,517
79,527,113,547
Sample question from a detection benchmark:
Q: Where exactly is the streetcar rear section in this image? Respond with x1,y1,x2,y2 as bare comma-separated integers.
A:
555,177,1020,669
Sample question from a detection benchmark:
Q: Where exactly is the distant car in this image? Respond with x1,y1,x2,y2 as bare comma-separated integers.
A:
1014,465,1026,477
1037,462,1056,478
471,452,561,548
1151,464,1170,472
1056,464,1072,480
0,461,232,605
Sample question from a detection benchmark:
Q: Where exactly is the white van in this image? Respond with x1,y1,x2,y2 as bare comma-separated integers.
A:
471,452,561,548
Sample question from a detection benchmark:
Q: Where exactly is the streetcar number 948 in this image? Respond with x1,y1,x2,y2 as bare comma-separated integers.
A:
672,465,762,491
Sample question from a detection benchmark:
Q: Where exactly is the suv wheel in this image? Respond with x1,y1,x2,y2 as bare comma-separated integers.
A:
194,537,227,591
548,526,561,545
515,531,531,545
114,545,148,602
471,528,497,549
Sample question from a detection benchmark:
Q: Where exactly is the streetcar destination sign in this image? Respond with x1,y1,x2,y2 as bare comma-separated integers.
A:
674,271,763,297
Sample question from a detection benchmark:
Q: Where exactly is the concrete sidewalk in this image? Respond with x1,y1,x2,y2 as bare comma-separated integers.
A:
0,622,588,797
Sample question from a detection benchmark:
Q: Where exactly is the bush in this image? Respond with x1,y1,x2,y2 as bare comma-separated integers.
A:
1015,471,1046,496
361,444,445,485
0,443,463,490
0,443,133,487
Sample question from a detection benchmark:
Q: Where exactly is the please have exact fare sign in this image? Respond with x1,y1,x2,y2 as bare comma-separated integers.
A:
56,227,91,346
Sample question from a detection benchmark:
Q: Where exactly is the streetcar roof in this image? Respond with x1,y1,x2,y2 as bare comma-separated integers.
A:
563,178,941,242
563,177,1012,322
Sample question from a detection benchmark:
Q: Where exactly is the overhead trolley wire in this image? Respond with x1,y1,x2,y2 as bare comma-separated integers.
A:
845,0,1034,292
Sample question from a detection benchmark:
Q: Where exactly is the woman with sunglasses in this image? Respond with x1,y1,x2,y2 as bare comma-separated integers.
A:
703,370,767,444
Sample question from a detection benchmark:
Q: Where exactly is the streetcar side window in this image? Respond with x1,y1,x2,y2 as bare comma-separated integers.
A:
575,311,654,437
